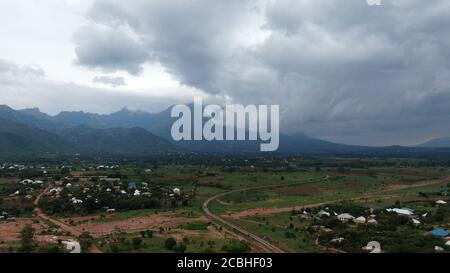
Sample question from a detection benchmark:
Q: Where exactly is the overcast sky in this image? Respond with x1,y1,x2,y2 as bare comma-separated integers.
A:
1,0,450,146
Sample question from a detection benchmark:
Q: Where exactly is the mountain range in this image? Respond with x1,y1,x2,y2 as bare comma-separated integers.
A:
1,104,450,159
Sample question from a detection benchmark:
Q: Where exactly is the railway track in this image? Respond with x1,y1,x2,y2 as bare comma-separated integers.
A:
202,176,329,253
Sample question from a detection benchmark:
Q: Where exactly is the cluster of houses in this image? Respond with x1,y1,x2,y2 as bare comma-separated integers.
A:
46,177,186,208
94,165,119,170
306,200,449,252
19,179,44,186
0,164,26,171
7,179,45,199
311,208,380,226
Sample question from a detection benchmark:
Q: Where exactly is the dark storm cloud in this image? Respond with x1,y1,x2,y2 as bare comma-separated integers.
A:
74,24,148,75
93,75,126,87
73,0,450,145
76,0,257,90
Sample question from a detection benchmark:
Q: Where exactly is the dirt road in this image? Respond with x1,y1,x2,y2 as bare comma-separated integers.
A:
33,185,103,253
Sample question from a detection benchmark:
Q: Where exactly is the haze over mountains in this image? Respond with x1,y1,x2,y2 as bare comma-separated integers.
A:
1,104,450,159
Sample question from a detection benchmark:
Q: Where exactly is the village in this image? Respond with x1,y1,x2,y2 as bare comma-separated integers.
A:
297,199,450,253
1,157,450,253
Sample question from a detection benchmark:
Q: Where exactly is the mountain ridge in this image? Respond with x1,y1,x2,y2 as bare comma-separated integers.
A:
1,104,450,158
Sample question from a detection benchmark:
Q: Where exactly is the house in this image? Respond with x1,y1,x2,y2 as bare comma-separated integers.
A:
330,238,345,244
20,179,34,185
429,229,449,237
412,219,421,227
435,246,444,252
362,241,381,253
71,197,83,204
386,208,414,216
173,188,181,196
337,213,355,222
355,216,367,224
317,210,331,217
49,187,63,194
445,241,450,247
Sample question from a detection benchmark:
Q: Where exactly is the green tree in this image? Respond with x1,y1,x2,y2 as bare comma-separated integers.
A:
20,224,35,253
79,232,93,251
174,243,187,253
165,237,177,250
132,237,143,249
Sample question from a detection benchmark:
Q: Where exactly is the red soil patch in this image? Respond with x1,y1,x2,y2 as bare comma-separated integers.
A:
70,213,208,238
223,202,329,219
0,219,45,241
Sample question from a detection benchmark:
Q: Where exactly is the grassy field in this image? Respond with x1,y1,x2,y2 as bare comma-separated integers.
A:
231,213,323,253
96,230,250,253
209,169,450,215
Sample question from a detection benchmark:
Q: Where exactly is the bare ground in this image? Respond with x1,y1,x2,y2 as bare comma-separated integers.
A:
67,214,208,238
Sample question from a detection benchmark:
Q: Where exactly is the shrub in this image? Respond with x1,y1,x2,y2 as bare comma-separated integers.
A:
165,237,177,250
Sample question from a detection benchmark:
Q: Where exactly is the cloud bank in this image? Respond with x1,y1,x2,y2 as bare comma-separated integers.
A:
70,0,450,145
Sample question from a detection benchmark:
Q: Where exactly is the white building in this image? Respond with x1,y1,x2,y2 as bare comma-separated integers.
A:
355,216,367,224
317,210,330,217
330,238,345,243
412,219,421,226
173,188,181,196
386,208,414,216
337,213,355,222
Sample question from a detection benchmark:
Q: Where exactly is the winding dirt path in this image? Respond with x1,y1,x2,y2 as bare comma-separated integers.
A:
33,185,103,253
